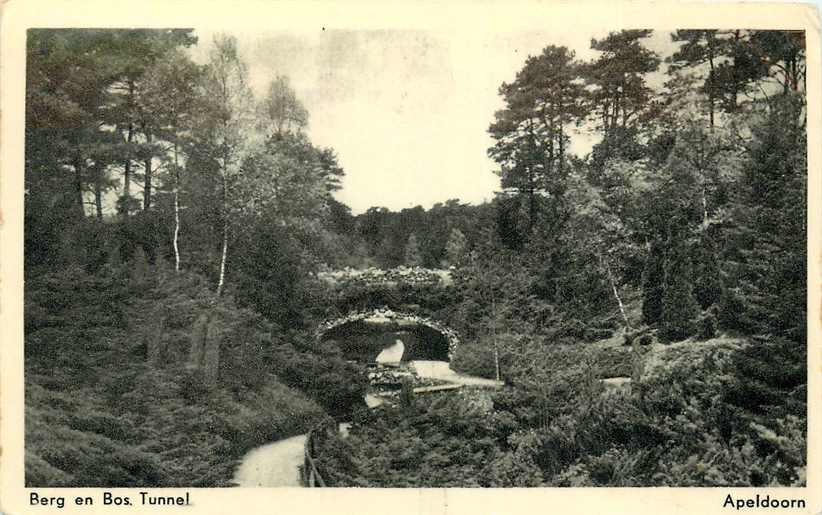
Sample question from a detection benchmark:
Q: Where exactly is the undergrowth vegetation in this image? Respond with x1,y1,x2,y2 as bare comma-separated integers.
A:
317,339,805,487
25,261,364,486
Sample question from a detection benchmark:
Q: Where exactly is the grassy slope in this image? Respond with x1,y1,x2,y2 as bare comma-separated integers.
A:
24,267,333,487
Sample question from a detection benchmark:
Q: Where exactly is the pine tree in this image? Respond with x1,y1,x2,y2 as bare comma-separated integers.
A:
584,30,660,136
641,242,665,325
659,224,701,341
488,45,588,234
668,30,725,127
726,95,806,342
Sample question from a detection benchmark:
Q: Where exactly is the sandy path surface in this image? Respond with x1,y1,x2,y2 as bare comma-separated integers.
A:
232,434,307,487
364,393,385,408
375,339,404,364
410,360,504,387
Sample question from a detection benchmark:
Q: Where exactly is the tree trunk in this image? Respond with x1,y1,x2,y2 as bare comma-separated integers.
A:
122,123,134,216
708,53,716,128
143,131,153,210
93,168,103,221
702,186,709,228
558,124,565,176
605,260,631,331
620,94,628,128
614,88,622,129
526,121,538,233
547,111,555,175
217,219,229,296
601,104,609,134
492,295,500,382
216,167,229,296
73,158,85,219
121,80,136,217
528,171,536,233
729,31,741,112
172,144,181,272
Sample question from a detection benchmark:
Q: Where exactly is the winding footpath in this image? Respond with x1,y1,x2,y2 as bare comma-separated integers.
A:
410,360,503,387
232,434,307,487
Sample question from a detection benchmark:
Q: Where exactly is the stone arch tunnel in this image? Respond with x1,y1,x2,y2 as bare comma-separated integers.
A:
317,310,459,364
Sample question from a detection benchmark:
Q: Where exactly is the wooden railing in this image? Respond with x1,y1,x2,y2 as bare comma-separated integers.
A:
301,417,337,487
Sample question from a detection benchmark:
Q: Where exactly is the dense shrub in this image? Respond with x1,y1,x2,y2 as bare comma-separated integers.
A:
315,396,504,487
637,333,654,346
659,237,701,341
698,311,718,340
321,337,805,487
450,339,501,379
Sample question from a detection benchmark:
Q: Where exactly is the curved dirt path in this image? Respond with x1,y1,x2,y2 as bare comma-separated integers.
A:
232,434,307,487
410,360,504,387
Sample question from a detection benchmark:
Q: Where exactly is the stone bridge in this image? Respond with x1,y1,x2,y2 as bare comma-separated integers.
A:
314,267,458,363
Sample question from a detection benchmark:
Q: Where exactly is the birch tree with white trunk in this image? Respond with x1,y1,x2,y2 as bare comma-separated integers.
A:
566,166,642,333
137,49,201,272
198,35,256,296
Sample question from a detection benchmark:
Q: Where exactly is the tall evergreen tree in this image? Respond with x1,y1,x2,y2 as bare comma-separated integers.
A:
641,242,665,325
488,45,587,234
659,222,701,340
691,232,722,309
725,95,806,341
584,30,661,136
669,30,725,127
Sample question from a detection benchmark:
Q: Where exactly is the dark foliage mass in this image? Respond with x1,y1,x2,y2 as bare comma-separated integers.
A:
24,28,805,487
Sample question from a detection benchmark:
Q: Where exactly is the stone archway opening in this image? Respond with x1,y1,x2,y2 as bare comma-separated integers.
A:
317,310,457,364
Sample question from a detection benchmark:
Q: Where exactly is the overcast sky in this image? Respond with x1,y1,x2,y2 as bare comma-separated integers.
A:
193,28,676,214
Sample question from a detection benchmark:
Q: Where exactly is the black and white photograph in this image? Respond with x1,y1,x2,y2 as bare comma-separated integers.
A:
3,1,819,511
